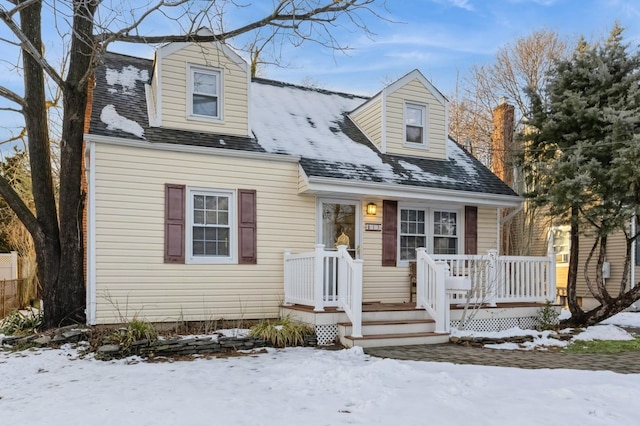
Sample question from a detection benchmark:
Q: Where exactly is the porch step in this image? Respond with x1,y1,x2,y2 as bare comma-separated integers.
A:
340,332,450,349
361,309,428,322
338,319,436,336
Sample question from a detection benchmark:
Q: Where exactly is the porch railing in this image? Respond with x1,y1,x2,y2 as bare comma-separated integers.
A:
431,251,556,305
284,244,363,337
417,249,556,332
415,248,449,333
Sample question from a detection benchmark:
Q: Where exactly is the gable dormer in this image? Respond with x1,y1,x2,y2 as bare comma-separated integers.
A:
147,34,250,137
350,70,448,160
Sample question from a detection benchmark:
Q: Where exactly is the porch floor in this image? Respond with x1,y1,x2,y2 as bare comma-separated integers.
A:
283,300,548,313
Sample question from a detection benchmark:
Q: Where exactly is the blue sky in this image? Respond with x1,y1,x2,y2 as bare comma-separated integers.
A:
1,0,640,143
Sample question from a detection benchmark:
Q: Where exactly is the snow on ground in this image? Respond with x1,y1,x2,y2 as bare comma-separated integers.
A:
2,312,640,426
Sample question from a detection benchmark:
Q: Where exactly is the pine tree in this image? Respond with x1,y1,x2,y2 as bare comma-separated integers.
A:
526,24,640,326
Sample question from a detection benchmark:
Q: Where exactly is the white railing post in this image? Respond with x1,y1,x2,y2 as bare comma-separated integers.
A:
283,249,292,305
548,253,557,304
487,249,498,307
434,261,449,333
314,244,325,312
336,245,347,312
351,259,363,338
416,248,426,309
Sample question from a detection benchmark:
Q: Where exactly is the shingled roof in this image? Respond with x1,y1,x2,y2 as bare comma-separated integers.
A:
88,51,518,199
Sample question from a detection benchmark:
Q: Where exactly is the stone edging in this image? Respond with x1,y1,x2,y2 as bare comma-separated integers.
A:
1,325,318,360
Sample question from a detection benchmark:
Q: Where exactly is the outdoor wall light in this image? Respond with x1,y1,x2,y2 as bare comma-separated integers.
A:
366,202,377,216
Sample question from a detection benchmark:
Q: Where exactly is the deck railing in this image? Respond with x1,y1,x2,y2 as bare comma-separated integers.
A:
284,244,363,337
415,248,449,333
431,251,556,305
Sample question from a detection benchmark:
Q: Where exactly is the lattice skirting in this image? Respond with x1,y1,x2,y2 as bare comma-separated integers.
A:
450,316,538,332
314,324,338,345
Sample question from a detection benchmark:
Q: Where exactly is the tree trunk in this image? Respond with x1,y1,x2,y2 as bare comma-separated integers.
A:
563,206,588,326
18,0,68,328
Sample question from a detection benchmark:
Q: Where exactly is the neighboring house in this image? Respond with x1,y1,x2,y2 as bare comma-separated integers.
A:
545,220,640,310
84,39,557,347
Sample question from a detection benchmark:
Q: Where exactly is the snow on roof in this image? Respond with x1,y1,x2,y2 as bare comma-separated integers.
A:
100,104,145,138
105,65,149,95
251,82,397,180
398,160,456,184
448,142,479,177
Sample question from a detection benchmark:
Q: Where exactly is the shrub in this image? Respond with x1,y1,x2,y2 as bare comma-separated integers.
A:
536,300,560,330
0,309,42,336
249,316,313,348
109,317,158,350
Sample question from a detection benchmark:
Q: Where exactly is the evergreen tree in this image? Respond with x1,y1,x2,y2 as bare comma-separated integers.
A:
526,24,640,326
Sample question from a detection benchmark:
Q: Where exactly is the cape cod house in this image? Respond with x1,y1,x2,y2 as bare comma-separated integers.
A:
84,39,557,347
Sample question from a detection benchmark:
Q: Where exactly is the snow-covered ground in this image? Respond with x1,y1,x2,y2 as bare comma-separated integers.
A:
2,313,640,426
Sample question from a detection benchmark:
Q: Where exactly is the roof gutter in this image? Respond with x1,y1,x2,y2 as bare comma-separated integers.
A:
305,176,522,208
499,202,525,225
84,133,301,164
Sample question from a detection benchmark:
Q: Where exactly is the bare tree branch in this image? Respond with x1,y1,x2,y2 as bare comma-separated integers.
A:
0,84,25,107
0,173,40,241
0,4,65,88
94,0,380,48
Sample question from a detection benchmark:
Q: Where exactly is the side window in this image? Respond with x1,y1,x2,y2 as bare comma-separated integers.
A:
187,189,235,263
404,103,427,147
189,65,221,120
552,226,570,264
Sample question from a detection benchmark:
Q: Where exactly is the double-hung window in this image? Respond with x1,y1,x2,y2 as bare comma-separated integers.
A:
399,207,459,261
433,211,458,254
189,65,221,120
405,103,427,147
400,208,426,261
188,189,235,263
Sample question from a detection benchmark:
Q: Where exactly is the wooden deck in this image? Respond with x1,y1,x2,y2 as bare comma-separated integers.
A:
283,300,548,314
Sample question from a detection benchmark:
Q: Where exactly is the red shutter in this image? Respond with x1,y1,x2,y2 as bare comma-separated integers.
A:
465,206,478,255
165,184,185,264
238,189,257,264
382,200,398,266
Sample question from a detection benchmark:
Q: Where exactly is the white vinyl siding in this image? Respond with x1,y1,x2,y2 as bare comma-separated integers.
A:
349,96,383,151
386,78,446,159
477,207,498,253
92,142,314,324
158,44,249,136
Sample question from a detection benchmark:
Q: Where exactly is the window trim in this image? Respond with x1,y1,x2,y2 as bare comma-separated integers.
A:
186,187,236,264
187,64,223,122
432,210,459,256
403,102,428,148
397,204,462,266
552,225,570,265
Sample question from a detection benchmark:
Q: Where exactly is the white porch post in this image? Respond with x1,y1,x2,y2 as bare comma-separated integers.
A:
283,249,292,306
416,248,426,309
487,249,498,307
548,253,557,304
434,260,449,333
351,259,364,338
313,244,325,312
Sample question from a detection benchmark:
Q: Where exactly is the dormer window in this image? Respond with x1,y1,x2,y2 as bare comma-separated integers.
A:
189,65,222,120
405,103,427,147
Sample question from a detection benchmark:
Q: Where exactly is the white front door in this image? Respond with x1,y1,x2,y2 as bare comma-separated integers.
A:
318,200,360,259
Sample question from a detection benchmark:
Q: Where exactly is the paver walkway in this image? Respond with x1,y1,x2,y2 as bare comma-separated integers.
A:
365,343,640,374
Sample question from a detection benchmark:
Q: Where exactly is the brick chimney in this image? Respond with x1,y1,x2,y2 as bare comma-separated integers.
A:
491,100,515,187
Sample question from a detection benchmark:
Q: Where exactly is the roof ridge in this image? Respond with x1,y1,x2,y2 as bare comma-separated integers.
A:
251,76,369,101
